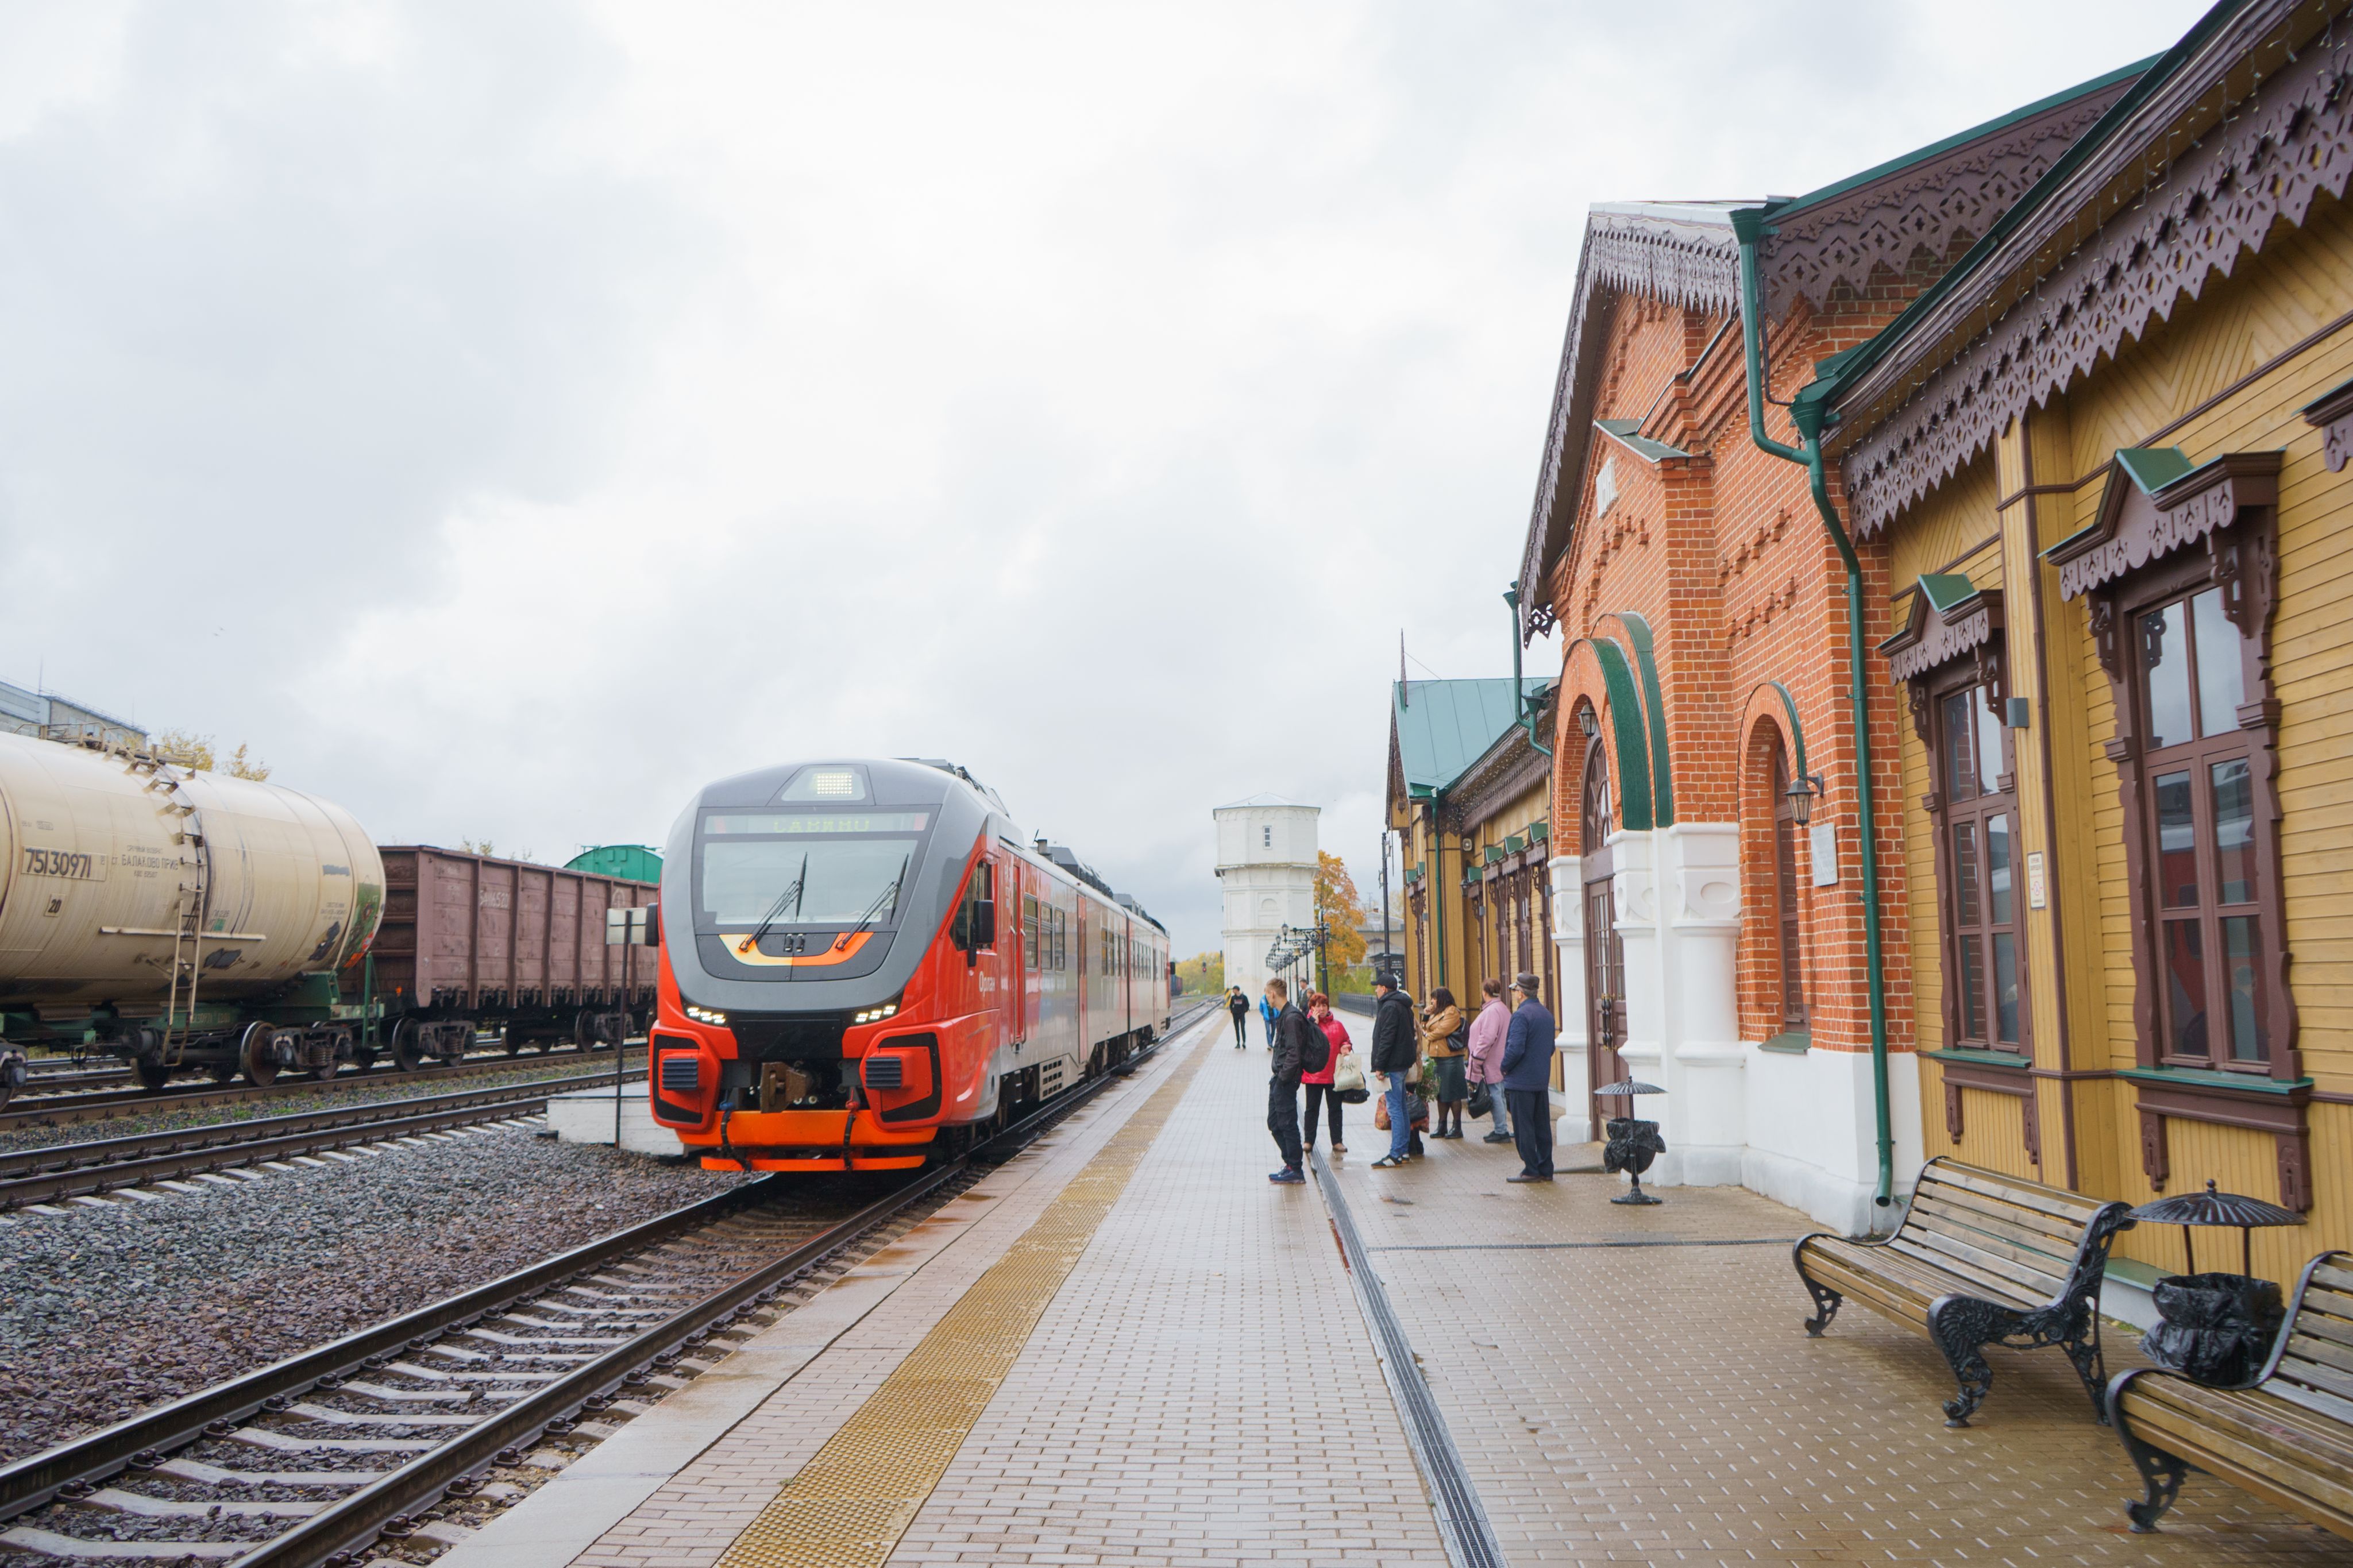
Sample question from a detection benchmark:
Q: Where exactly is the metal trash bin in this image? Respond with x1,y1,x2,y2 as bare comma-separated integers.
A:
2142,1272,2286,1387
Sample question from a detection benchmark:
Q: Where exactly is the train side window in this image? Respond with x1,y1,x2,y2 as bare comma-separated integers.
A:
953,861,995,956
1054,907,1066,971
1024,894,1039,971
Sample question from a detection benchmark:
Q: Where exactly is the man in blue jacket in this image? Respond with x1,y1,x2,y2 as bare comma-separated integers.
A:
1499,970,1557,1183
1257,989,1279,1048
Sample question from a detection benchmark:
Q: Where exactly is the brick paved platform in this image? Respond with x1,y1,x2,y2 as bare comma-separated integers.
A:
464,1018,2353,1567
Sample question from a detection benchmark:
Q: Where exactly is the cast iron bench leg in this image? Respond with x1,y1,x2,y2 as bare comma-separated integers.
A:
1926,1296,2008,1427
1802,1277,1842,1337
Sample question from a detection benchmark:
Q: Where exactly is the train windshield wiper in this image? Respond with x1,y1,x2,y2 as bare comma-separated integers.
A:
832,857,908,952
737,853,808,955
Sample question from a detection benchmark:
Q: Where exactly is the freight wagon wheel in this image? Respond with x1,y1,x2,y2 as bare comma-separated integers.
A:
389,1019,429,1073
238,1022,280,1088
503,1029,523,1057
133,1055,172,1092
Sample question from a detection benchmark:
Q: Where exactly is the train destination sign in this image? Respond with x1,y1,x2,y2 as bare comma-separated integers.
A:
703,812,929,835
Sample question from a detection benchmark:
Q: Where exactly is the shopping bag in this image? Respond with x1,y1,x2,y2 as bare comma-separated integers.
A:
1373,1095,1390,1131
1332,1051,1366,1097
1467,1083,1493,1119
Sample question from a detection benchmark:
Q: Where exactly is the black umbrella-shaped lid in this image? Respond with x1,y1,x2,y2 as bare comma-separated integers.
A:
2128,1178,2305,1229
1594,1079,1664,1096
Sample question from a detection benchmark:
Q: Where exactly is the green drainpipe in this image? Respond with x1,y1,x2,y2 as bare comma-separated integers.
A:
1732,207,1895,1213
1504,585,1552,758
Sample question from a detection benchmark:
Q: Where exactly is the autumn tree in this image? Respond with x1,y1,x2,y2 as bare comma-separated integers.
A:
1174,952,1225,994
152,730,272,781
1313,852,1368,985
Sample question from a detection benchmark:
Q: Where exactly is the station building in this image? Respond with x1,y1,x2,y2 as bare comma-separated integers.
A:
1513,61,2147,1230
1806,0,2353,1289
1512,0,2353,1276
1384,677,1561,1088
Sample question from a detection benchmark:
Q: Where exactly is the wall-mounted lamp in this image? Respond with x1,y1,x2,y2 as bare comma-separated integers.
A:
1578,706,1599,737
2005,697,2032,730
1784,770,1829,827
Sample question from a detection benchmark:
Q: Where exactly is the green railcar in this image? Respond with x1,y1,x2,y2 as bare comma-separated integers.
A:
565,844,663,885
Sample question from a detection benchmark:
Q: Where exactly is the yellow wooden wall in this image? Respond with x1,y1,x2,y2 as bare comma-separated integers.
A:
1984,191,2353,1279
1885,453,2004,1166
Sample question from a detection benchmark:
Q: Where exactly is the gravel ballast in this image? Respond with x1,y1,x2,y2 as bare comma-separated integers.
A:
0,1125,751,1464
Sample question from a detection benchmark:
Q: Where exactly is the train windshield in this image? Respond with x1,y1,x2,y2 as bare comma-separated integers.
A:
695,811,931,929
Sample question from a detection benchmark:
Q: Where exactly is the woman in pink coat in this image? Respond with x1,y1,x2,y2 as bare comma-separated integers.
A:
1464,977,1513,1143
1302,993,1352,1156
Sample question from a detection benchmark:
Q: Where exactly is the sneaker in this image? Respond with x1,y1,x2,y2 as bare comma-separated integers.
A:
1506,1172,1553,1183
1331,1142,1346,1154
1371,1155,1405,1169
1268,1168,1305,1184
1483,1132,1514,1144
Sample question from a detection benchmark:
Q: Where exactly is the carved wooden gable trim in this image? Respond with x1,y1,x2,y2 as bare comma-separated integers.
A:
1881,574,2005,743
1838,33,2353,537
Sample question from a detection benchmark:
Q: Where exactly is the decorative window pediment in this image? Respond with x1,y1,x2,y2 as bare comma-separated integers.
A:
2047,448,2283,603
1883,573,2004,686
2304,378,2353,474
1881,574,2005,743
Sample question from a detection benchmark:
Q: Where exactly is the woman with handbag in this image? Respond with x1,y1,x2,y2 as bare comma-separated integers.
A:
1301,994,1352,1155
1465,978,1513,1143
1420,988,1468,1140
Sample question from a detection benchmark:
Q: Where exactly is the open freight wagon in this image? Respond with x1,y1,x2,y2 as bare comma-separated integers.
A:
349,847,658,1069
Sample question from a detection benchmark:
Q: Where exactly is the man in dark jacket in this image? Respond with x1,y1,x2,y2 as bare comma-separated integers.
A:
1266,979,1319,1183
1367,975,1418,1169
1227,986,1249,1048
1499,971,1557,1183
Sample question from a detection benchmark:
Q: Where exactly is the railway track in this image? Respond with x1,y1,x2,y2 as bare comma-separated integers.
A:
0,1069,643,1211
0,1046,644,1134
0,1001,1214,1567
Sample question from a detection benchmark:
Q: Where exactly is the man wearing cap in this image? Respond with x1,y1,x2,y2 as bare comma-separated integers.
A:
1499,971,1556,1183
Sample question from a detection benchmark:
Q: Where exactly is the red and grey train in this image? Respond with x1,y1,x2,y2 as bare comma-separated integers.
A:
645,758,1170,1171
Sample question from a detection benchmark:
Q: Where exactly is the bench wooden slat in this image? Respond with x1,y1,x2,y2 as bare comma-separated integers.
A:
2283,1328,2353,1380
1908,1181,2089,1245
1919,1162,2111,1225
2279,1349,2353,1405
2270,1376,2353,1430
1800,1251,1936,1328
2132,1375,2353,1465
1890,1218,2073,1293
1885,1231,2066,1304
2120,1392,2353,1515
1904,1187,2084,1256
1810,1238,2041,1314
2286,1304,2353,1353
2310,1261,2353,1296
2121,1407,2353,1536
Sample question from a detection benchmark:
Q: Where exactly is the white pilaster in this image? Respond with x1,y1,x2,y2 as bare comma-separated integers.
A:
1548,854,1590,1144
1660,822,1745,1187
1606,828,1664,1164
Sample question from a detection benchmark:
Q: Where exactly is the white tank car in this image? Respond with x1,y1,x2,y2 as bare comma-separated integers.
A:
0,732,384,1085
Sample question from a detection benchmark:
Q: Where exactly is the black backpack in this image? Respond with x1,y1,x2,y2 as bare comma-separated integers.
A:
1297,1012,1330,1075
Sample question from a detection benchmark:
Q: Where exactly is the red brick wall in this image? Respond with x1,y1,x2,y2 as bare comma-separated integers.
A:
1542,261,1940,1055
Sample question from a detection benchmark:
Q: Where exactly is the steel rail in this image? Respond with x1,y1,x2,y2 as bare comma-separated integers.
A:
0,1001,1214,1567
0,1072,642,1210
0,1044,644,1133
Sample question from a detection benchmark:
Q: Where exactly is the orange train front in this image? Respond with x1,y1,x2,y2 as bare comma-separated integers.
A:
645,758,1171,1171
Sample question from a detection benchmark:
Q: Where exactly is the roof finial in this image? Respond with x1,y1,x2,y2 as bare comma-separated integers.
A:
1399,632,1409,706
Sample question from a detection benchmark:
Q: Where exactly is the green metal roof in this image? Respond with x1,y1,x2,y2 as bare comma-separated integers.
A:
565,844,664,885
2113,446,2196,492
1392,678,1553,797
1917,573,1981,613
1769,55,2158,222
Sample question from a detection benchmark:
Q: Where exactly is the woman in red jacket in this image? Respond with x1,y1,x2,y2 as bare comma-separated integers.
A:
1302,993,1352,1156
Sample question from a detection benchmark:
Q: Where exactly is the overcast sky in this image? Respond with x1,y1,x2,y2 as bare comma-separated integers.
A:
0,0,2211,957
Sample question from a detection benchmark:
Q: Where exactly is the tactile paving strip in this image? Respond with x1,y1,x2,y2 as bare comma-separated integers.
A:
713,1037,1213,1568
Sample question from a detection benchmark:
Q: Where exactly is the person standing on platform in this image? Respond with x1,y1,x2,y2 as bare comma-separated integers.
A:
1501,972,1557,1183
1258,988,1279,1049
1265,979,1319,1184
1228,986,1250,1048
1367,974,1418,1169
1420,987,1467,1140
1301,992,1350,1156
1466,978,1513,1144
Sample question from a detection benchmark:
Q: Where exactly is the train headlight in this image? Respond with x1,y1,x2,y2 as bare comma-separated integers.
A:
852,1002,900,1025
685,1005,729,1026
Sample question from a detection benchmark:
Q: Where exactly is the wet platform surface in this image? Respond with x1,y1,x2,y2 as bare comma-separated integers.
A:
451,1013,2353,1566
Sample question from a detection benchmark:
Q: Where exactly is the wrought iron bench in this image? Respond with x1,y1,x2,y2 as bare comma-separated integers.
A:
1793,1157,2134,1426
2107,1250,2353,1540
